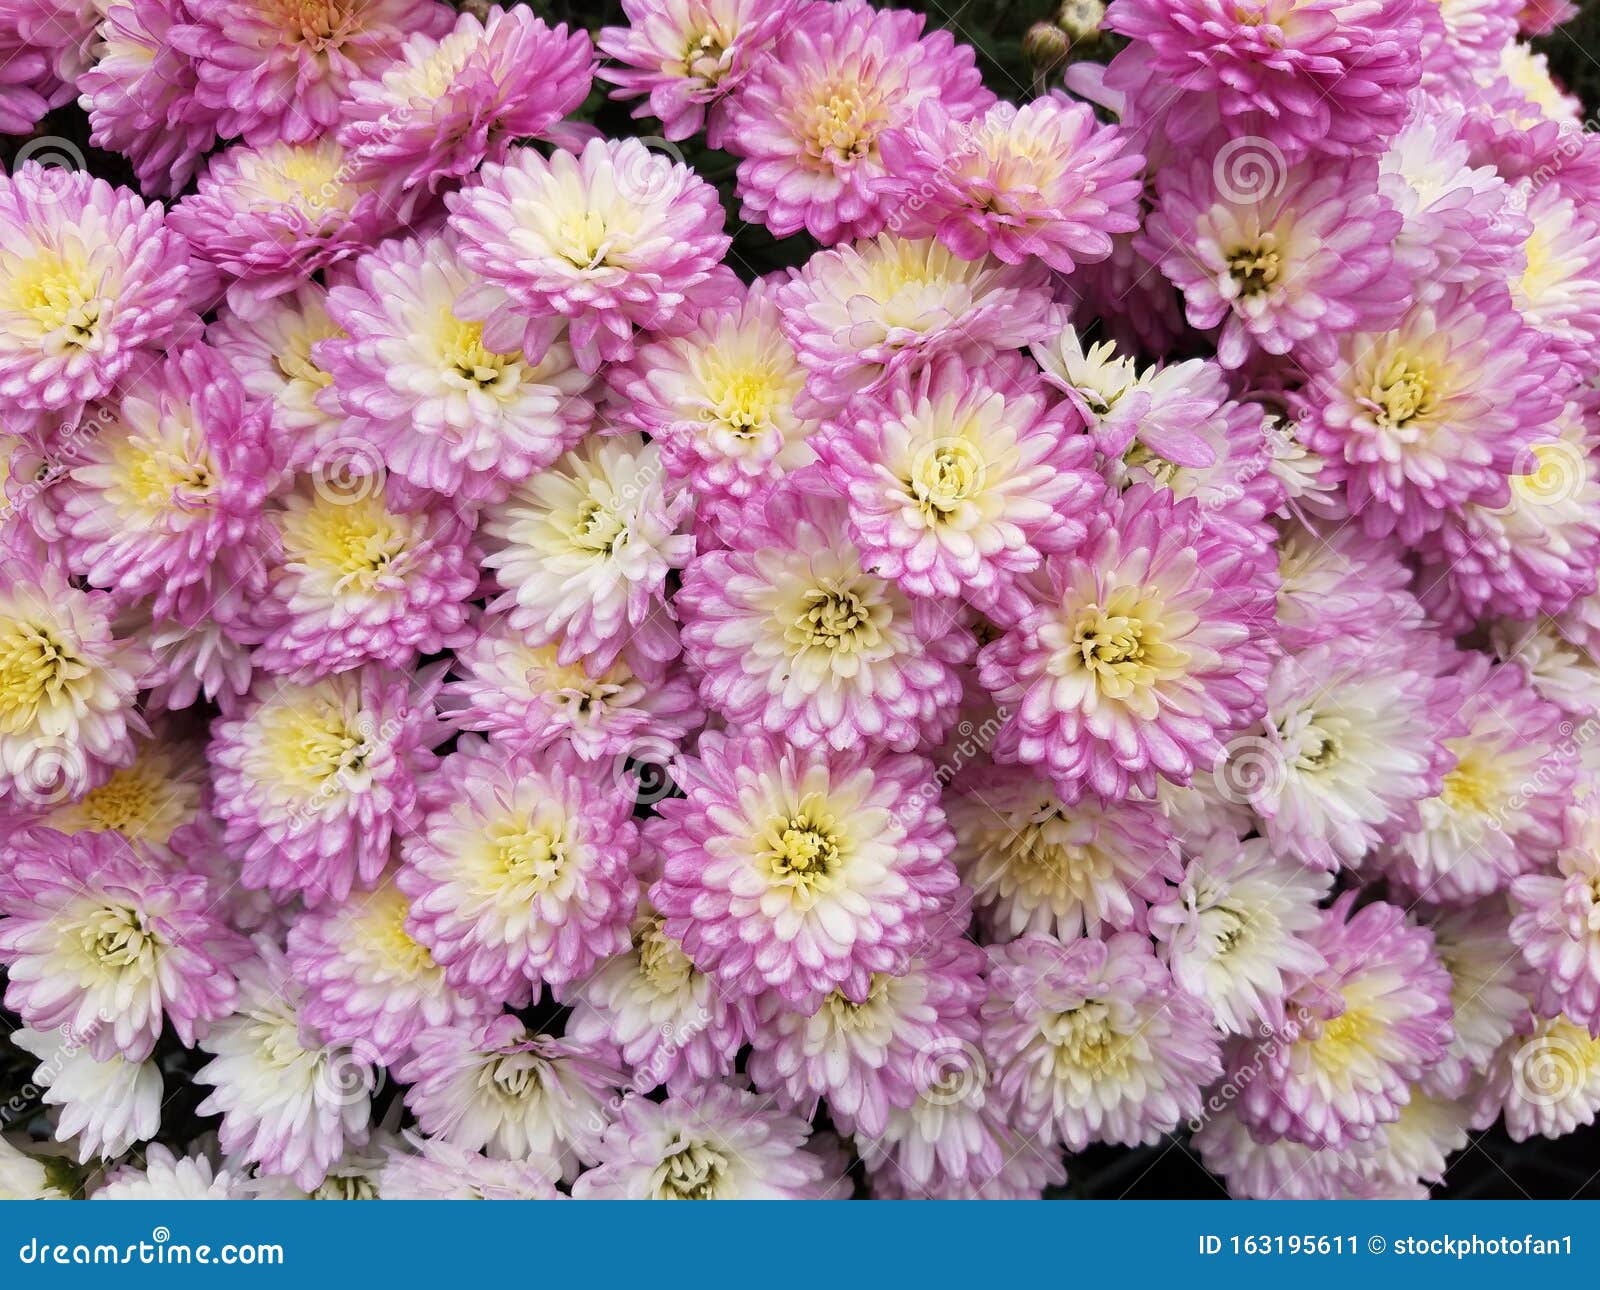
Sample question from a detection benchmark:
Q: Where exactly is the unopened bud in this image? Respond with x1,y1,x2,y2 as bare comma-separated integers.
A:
1023,21,1072,77
1056,0,1107,43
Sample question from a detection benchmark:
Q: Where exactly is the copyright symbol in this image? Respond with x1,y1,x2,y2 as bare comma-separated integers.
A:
1368,1236,1385,1254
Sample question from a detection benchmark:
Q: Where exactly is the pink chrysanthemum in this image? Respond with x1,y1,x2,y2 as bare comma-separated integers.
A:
678,470,972,753
400,736,639,1004
439,610,701,763
776,233,1055,413
379,1132,562,1200
1477,1016,1600,1141
209,283,345,471
816,354,1098,617
446,137,732,373
1227,894,1454,1149
1511,179,1600,374
573,1083,834,1199
1226,636,1456,869
123,582,257,715
208,666,443,906
0,165,197,412
1378,652,1577,904
287,873,489,1066
1143,151,1406,369
54,346,274,619
171,0,453,146
983,932,1222,1152
338,7,592,218
398,1014,622,1179
169,137,388,319
1423,0,1521,74
319,231,594,501
649,729,960,1009
880,93,1143,274
248,468,478,682
977,484,1276,803
1272,519,1421,653
1511,810,1600,1032
608,278,819,540
0,12,68,136
946,765,1180,942
747,936,985,1136
720,0,991,243
0,550,145,808
0,827,243,1062
1104,0,1422,160
80,0,221,196
598,0,797,145
482,433,691,679
1296,279,1565,542
563,892,745,1092
195,939,377,1192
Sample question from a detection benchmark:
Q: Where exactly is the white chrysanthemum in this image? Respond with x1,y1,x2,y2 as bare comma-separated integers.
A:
93,1144,252,1200
484,433,691,674
33,729,204,849
1484,1017,1600,1141
251,1132,400,1199
195,943,376,1193
378,1132,560,1200
1424,903,1532,1097
1353,1088,1470,1192
399,1015,620,1182
0,1136,66,1199
571,1083,831,1200
1150,835,1330,1035
12,1025,162,1162
1491,619,1600,715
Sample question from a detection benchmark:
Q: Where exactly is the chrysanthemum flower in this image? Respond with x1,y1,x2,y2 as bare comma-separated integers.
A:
0,1137,66,1200
1228,894,1454,1149
1491,615,1600,717
1423,902,1532,1097
339,7,593,217
1143,152,1406,369
1510,809,1600,1032
196,939,378,1193
483,433,690,678
1478,1015,1600,1140
1378,99,1528,292
1227,637,1455,869
170,137,388,318
446,137,732,372
0,552,145,807
398,1014,621,1179
946,766,1179,942
171,0,454,145
80,0,221,196
287,873,490,1066
0,18,67,137
440,610,701,763
1511,180,1600,373
209,283,345,472
1272,519,1421,653
379,1132,562,1200
400,736,639,1003
977,484,1276,803
572,1083,833,1199
608,278,818,539
880,93,1143,274
12,1025,162,1162
55,346,274,619
249,469,477,682
1296,279,1565,542
122,584,257,715
1192,1105,1370,1200
93,1145,250,1200
1424,0,1522,73
1104,0,1422,160
1378,652,1575,904
679,471,971,752
776,233,1054,412
598,0,797,145
983,932,1222,1152
564,893,745,1091
746,936,984,1135
1150,834,1330,1035
208,666,443,907
649,729,959,1008
251,1132,402,1199
0,827,243,1062
0,164,197,411
0,0,98,103
719,0,991,243
320,231,594,501
817,354,1098,616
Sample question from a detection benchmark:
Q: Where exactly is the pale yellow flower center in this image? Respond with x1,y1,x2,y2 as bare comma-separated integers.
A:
279,492,411,591
1042,1002,1128,1076
78,904,156,970
758,806,844,897
0,620,86,731
651,1141,728,1199
10,248,100,342
787,580,884,654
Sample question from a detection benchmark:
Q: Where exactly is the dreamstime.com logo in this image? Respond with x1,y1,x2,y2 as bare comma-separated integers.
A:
18,1227,284,1267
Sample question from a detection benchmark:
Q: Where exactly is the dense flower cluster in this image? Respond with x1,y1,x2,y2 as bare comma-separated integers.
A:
0,0,1597,1204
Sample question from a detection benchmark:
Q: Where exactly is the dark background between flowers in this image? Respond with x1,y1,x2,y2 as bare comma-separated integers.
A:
1,0,1599,1199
